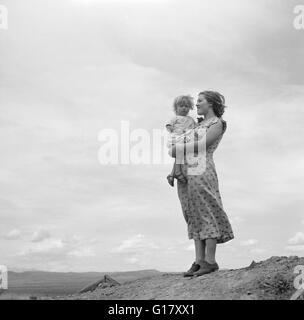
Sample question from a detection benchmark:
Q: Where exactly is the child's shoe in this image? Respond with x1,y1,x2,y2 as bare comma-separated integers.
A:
167,174,175,187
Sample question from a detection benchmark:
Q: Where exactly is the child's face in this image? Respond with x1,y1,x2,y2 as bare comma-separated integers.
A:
176,104,190,116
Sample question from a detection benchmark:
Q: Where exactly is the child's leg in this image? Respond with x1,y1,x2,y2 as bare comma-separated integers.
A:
170,160,176,176
174,162,187,184
170,145,185,175
174,163,182,175
174,138,187,184
167,160,176,187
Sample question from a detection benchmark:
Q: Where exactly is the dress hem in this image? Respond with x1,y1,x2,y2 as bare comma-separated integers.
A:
188,234,234,244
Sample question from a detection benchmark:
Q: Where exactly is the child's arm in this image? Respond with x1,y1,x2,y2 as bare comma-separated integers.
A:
188,116,197,129
166,116,177,131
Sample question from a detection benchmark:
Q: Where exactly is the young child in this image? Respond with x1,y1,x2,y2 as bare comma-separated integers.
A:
166,95,196,187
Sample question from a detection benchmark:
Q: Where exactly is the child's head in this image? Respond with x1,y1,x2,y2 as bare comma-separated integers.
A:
173,95,194,116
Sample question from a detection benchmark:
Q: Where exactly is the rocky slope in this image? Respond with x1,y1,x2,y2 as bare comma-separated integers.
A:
43,256,304,300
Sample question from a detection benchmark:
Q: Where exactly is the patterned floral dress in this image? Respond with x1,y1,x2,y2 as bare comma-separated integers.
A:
177,116,234,243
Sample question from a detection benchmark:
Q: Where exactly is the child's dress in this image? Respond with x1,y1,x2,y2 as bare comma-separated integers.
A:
166,115,196,147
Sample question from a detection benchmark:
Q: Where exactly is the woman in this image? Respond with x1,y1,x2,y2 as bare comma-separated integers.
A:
169,90,234,277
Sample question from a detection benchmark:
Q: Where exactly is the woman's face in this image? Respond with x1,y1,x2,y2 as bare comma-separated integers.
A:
196,94,211,116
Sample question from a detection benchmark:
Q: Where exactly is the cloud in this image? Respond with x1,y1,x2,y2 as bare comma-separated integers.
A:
185,243,195,251
68,247,95,258
126,256,140,264
31,229,51,242
250,248,267,254
111,234,159,253
17,238,65,257
110,234,160,267
285,245,304,253
15,235,96,262
229,216,244,225
288,232,304,245
3,229,21,240
284,232,304,254
240,239,258,246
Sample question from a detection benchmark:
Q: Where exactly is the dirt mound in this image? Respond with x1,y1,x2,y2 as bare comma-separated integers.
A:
46,256,304,300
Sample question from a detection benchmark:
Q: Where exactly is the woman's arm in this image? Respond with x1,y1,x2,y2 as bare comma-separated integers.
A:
168,120,223,158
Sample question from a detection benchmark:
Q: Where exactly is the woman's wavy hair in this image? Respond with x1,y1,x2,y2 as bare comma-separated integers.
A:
199,91,227,117
173,95,194,114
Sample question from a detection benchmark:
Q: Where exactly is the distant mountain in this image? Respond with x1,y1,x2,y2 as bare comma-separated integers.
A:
8,267,39,273
3,269,162,298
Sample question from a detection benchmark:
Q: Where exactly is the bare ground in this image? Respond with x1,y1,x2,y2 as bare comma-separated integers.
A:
40,256,304,300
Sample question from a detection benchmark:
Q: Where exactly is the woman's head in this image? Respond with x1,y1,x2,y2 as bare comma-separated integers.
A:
173,95,194,116
196,91,227,117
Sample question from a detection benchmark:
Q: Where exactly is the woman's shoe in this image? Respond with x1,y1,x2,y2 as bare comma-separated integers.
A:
182,261,201,277
192,261,219,277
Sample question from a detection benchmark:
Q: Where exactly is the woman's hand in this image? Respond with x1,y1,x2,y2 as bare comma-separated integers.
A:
181,121,224,153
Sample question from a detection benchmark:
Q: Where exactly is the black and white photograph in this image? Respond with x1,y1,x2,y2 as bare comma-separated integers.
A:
0,0,304,303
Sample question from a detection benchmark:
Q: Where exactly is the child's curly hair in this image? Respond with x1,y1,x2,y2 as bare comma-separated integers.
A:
173,95,194,114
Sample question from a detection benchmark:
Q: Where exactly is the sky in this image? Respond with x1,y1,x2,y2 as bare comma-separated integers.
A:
0,0,304,272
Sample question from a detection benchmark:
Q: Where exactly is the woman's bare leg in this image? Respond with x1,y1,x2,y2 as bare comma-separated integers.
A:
205,238,217,264
194,240,205,264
